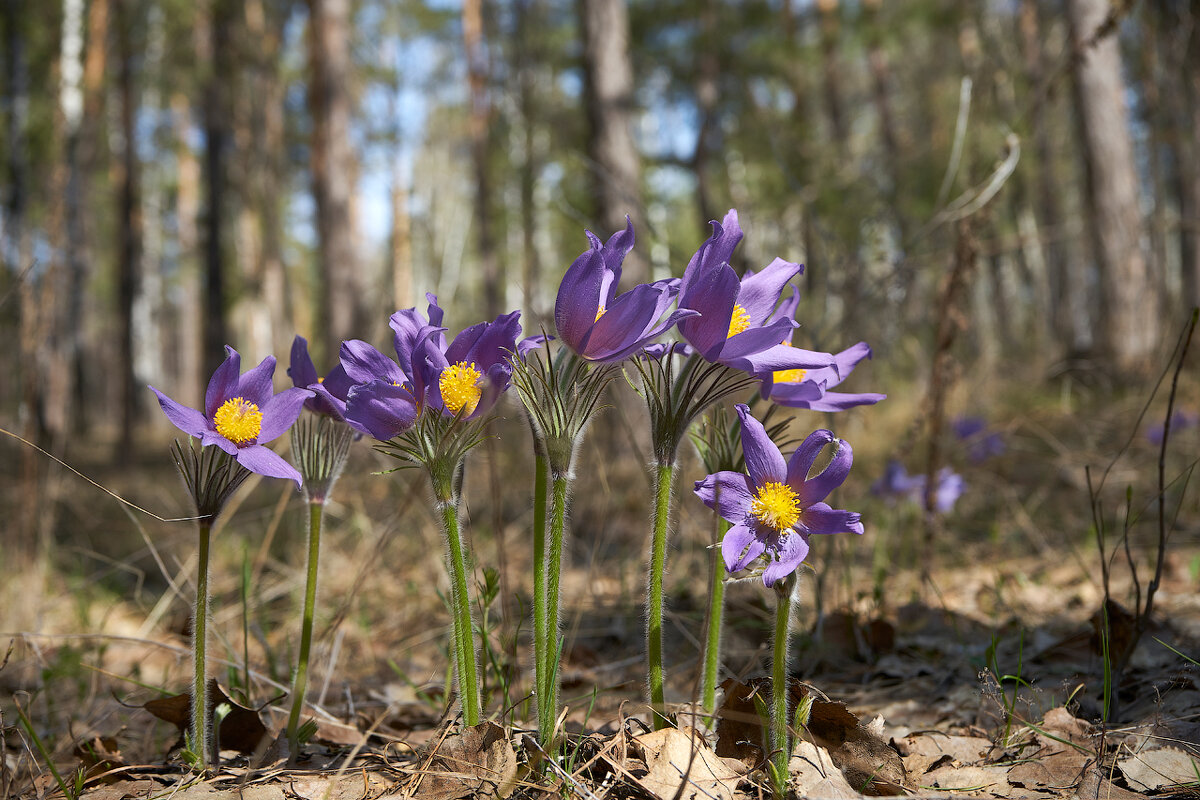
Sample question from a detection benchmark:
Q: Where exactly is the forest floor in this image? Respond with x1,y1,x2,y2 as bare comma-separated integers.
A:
3,373,1200,799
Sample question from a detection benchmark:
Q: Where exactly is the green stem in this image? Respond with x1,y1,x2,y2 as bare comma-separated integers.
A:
287,501,324,758
770,584,794,798
647,460,674,730
531,450,549,742
543,471,571,744
701,514,730,715
192,522,212,770
441,496,481,725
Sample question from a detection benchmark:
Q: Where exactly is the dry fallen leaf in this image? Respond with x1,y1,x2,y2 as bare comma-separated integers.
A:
411,720,518,800
1007,750,1090,792
1117,746,1200,792
788,740,859,799
143,680,269,755
630,727,740,800
895,733,993,777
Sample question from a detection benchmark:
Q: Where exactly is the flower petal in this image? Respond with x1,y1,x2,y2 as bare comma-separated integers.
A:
694,470,755,522
237,355,277,407
340,340,406,385
736,257,801,325
150,386,209,438
736,404,786,485
235,444,304,487
599,217,635,305
798,436,853,506
799,502,864,535
786,429,836,489
288,336,319,389
678,261,741,360
681,211,743,294
205,346,241,418
201,430,239,455
801,391,887,413
555,232,606,351
257,387,314,443
761,533,810,586
722,522,766,573
344,380,420,441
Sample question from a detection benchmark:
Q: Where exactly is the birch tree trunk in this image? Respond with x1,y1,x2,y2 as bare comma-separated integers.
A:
580,0,647,283
1067,0,1158,372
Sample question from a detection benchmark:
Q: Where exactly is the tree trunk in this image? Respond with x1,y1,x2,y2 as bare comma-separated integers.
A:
203,0,231,379
514,0,542,323
580,0,647,282
115,0,141,459
173,92,204,408
308,0,359,362
816,0,847,152
463,0,502,318
1067,0,1158,372
1180,0,1200,310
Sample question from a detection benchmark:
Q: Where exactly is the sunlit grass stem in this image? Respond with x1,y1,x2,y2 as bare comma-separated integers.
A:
701,513,730,715
286,501,324,757
647,460,675,730
769,579,795,798
191,521,213,769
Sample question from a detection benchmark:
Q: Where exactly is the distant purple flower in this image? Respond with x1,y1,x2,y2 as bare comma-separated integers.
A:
694,404,864,587
677,210,835,375
952,416,1006,462
555,219,697,361
1146,410,1198,445
150,346,313,486
761,341,886,412
288,336,355,421
872,460,963,512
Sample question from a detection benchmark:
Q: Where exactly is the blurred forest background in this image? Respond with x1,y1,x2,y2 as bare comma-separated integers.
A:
2,0,1198,592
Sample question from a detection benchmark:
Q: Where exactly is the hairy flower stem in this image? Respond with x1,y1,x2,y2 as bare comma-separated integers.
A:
541,471,572,744
440,496,482,726
647,460,675,730
191,522,213,770
701,514,731,715
770,581,795,798
287,501,324,759
531,450,550,742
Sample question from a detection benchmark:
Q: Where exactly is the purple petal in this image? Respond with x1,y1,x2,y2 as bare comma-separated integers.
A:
681,211,743,294
235,444,304,487
763,379,826,405
150,386,210,438
761,533,810,587
201,430,239,455
735,404,786,485
786,429,837,489
344,380,420,441
736,258,802,325
340,339,406,385
722,523,766,573
722,334,833,372
257,387,314,443
798,436,853,506
800,502,864,536
599,217,636,303
236,355,277,407
555,233,606,351
461,310,523,369
719,318,799,362
678,262,741,360
205,346,241,418
694,470,755,522
766,287,801,327
288,336,319,389
801,391,887,413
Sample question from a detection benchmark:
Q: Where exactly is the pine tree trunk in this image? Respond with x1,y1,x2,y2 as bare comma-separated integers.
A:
463,0,502,318
1067,0,1159,372
203,0,231,379
116,0,141,459
580,0,647,282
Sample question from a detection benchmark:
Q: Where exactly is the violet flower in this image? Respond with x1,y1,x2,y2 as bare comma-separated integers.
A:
338,336,422,442
677,210,834,375
761,341,886,411
952,416,1006,462
555,219,697,361
150,346,313,486
694,404,863,586
1146,410,1198,445
288,336,355,421
872,460,964,512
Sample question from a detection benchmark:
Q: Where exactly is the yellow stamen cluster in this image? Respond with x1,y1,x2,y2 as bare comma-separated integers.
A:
727,304,751,338
772,341,808,384
595,306,607,323
750,481,801,532
213,397,263,445
440,361,484,416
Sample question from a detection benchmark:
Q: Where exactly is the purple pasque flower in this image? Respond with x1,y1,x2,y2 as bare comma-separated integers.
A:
1146,409,1198,445
677,209,835,375
418,306,533,420
555,218,697,361
694,403,863,587
761,340,886,412
150,346,313,486
338,334,423,442
288,335,355,421
871,460,964,512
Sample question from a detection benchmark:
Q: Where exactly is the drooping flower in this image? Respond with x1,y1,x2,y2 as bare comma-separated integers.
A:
694,404,863,586
761,341,886,411
150,346,313,486
555,218,697,362
676,210,835,375
288,336,356,421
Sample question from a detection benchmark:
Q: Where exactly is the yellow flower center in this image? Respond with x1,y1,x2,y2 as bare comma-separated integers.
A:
213,397,263,445
595,306,607,323
727,304,750,338
750,481,801,531
440,361,483,416
772,341,808,384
